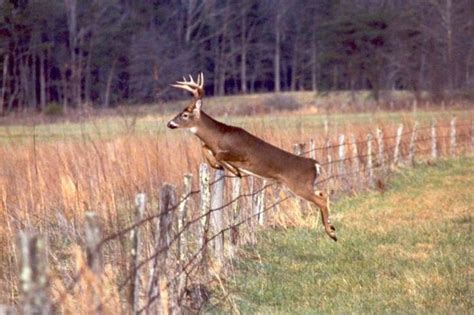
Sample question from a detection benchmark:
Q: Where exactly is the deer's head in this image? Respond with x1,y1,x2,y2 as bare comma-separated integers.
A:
167,73,204,130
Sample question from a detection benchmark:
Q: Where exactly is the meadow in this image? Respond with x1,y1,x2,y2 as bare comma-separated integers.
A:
0,95,472,312
230,158,473,314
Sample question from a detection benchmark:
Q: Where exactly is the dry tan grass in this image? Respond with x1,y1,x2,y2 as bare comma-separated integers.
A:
0,110,472,308
51,245,122,315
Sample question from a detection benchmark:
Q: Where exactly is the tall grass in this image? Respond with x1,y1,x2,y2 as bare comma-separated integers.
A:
0,109,472,306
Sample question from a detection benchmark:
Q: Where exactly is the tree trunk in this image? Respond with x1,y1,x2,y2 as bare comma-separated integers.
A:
240,45,247,94
332,65,338,90
65,0,79,107
39,52,46,110
184,0,194,44
103,59,117,108
213,34,220,96
60,65,69,112
8,54,19,111
240,9,247,94
84,38,94,105
76,35,84,107
311,40,317,92
30,55,37,109
218,60,226,96
291,39,298,91
445,0,454,91
348,61,355,102
274,13,281,93
20,56,29,111
0,54,8,115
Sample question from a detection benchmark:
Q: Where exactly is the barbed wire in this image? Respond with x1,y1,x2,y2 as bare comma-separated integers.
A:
299,121,471,155
48,121,472,311
135,134,474,313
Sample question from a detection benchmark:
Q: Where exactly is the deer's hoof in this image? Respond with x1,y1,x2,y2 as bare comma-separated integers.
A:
326,225,337,242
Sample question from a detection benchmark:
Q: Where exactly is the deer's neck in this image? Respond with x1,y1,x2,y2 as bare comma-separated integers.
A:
194,112,228,148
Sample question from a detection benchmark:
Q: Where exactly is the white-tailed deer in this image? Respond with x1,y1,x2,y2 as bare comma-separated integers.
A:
167,73,337,241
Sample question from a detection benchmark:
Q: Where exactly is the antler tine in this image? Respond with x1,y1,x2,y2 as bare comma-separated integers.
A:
171,83,199,98
199,72,204,89
171,73,204,98
175,75,200,88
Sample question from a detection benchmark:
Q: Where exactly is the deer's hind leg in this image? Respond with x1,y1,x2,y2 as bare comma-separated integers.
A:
289,183,337,242
310,190,337,242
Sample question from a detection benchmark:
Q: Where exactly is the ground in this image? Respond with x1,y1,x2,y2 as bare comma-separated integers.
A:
229,158,473,314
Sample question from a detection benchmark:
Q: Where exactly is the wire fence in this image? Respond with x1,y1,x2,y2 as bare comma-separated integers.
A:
4,117,473,314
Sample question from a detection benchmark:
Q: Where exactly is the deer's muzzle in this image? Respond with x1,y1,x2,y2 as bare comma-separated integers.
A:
167,121,178,129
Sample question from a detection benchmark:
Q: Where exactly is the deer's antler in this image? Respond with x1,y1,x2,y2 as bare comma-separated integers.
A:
171,73,204,98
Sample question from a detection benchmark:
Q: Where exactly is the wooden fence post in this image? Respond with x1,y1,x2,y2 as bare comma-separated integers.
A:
17,232,50,315
149,184,178,314
293,143,305,156
230,176,241,249
257,180,266,226
248,176,257,245
210,169,225,264
271,184,282,220
84,212,102,274
158,183,178,314
0,305,15,315
147,200,161,313
130,193,146,314
408,122,419,165
350,134,360,187
199,164,211,260
176,174,192,303
309,139,316,160
376,128,385,171
177,174,192,263
338,135,346,175
450,116,456,157
324,118,329,138
367,133,374,188
326,139,333,184
393,124,404,166
431,120,437,159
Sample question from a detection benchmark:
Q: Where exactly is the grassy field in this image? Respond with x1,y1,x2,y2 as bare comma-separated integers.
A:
230,158,473,314
0,103,472,309
0,109,472,143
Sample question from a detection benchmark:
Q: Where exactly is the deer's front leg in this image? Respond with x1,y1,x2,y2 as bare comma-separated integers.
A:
202,146,224,170
203,147,241,177
215,150,248,177
220,161,242,177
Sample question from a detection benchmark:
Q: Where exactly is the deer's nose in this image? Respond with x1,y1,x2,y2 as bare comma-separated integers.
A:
167,121,178,129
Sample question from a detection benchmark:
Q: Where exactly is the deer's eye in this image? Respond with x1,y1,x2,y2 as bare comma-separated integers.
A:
181,112,190,119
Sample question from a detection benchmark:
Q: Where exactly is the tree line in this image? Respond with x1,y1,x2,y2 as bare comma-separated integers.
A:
0,0,472,113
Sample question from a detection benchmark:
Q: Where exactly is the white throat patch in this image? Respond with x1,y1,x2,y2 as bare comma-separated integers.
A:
189,127,198,134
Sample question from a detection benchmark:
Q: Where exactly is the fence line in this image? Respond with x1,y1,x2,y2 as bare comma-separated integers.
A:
8,119,474,314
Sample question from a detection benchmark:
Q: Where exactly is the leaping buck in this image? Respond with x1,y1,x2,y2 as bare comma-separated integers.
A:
167,73,337,241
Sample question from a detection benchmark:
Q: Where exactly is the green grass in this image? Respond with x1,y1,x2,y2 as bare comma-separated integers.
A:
229,158,473,314
0,107,470,144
